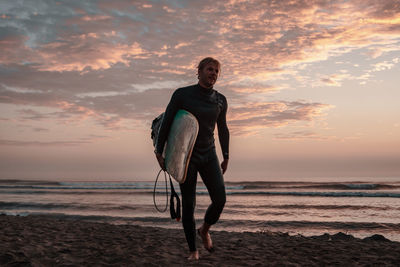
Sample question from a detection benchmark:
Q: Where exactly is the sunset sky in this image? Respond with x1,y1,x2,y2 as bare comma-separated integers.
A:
1,0,399,181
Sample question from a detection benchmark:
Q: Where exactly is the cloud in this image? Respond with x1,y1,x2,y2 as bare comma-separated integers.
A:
18,108,53,120
0,139,90,147
0,77,176,131
131,80,183,92
0,0,399,140
229,84,280,94
37,41,146,72
320,73,351,87
320,77,339,86
371,59,397,71
2,1,399,74
273,131,335,141
32,127,49,132
228,101,334,135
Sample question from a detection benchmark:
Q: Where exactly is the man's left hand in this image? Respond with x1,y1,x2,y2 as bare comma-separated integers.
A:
221,159,229,174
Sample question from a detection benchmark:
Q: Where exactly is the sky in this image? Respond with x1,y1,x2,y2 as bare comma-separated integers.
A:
0,0,399,181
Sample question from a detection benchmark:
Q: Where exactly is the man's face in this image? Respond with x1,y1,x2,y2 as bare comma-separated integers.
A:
198,62,219,88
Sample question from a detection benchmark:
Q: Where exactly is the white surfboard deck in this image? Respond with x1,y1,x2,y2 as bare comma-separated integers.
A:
165,110,199,184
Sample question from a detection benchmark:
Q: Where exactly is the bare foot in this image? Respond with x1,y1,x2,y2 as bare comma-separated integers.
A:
198,226,214,252
187,250,199,260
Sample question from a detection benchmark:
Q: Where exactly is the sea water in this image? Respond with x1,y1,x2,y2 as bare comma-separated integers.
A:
1,178,400,241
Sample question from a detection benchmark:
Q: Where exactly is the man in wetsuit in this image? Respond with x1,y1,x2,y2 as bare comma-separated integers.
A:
155,57,229,260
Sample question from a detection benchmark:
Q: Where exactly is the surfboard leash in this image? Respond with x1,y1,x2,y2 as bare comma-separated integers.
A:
169,177,181,221
153,169,181,222
153,169,168,212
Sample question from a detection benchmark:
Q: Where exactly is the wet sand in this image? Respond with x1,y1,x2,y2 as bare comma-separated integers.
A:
1,214,400,266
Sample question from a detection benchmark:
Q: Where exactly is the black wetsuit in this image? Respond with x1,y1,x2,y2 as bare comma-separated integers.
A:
156,83,229,252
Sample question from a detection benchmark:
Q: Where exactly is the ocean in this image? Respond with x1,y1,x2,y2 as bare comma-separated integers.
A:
1,178,400,241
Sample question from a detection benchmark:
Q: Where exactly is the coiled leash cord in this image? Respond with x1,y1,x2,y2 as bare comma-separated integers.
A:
153,169,181,221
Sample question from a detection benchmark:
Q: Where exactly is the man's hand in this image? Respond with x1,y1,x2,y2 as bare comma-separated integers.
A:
221,159,229,174
155,152,166,171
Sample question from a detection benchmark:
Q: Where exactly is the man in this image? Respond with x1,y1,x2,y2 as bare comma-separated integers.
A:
155,57,229,260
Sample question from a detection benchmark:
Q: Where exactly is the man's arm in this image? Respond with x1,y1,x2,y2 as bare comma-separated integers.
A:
217,94,229,174
155,89,181,170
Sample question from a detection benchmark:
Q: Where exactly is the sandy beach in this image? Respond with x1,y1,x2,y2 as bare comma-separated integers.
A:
1,214,400,266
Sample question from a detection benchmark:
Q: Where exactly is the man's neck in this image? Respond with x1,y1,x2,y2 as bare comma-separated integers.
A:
198,81,213,89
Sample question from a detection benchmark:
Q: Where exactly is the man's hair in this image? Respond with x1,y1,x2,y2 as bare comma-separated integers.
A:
197,57,221,74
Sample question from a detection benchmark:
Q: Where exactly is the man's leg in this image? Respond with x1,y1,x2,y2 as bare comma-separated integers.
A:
179,161,198,253
199,152,226,225
198,151,226,251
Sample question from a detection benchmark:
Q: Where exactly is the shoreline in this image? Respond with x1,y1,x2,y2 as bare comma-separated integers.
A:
3,211,400,242
1,214,400,266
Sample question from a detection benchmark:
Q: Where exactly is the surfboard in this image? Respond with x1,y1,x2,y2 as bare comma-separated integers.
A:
164,109,199,184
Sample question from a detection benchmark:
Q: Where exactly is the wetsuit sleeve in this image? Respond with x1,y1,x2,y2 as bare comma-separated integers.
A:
156,89,181,155
217,94,230,159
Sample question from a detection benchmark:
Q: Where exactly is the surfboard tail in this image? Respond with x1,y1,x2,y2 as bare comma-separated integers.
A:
165,110,199,184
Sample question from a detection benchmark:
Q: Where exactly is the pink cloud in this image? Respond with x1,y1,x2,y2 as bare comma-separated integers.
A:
0,35,38,65
273,131,336,141
37,41,146,72
228,101,334,135
80,15,112,22
229,84,279,94
1,0,398,140
0,139,90,147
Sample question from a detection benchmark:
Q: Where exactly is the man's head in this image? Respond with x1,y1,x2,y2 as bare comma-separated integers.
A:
197,57,220,88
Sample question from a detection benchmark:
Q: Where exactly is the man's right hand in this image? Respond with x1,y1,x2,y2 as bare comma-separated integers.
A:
155,152,166,171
